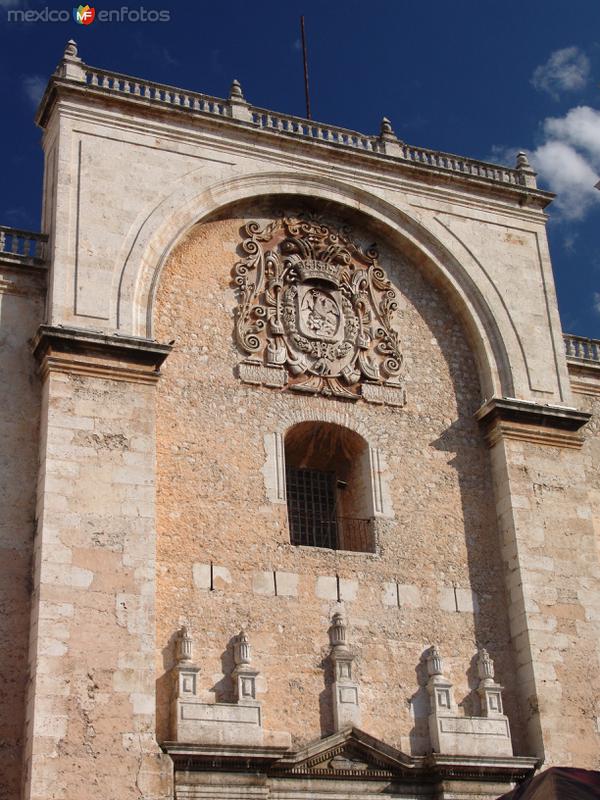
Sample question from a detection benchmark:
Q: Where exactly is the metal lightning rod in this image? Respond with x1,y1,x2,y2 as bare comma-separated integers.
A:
300,15,312,120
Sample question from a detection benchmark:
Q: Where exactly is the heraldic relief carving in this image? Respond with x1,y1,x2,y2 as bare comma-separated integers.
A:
233,215,406,406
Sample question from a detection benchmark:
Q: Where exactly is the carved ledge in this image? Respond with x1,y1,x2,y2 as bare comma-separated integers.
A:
164,727,539,796
476,397,590,449
32,324,172,383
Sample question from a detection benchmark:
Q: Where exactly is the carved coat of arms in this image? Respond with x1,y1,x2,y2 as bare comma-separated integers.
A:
233,215,406,406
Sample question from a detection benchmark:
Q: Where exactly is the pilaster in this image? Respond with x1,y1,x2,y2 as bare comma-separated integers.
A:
479,398,600,764
23,326,172,800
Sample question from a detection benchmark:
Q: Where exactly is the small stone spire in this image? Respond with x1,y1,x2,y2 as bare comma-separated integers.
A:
379,116,403,156
64,39,79,59
477,648,494,681
233,628,251,666
176,625,193,663
329,613,360,730
228,78,252,122
229,79,244,101
380,116,395,139
426,645,444,677
232,629,260,704
515,150,538,188
57,39,85,82
329,612,347,649
476,647,505,717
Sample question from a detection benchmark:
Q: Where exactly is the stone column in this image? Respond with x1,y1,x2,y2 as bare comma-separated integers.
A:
22,326,173,800
478,398,600,764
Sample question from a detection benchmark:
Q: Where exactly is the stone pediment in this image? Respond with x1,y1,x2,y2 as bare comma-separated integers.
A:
271,727,415,779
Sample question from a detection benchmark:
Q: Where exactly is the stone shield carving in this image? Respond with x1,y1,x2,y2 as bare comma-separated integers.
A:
233,215,405,404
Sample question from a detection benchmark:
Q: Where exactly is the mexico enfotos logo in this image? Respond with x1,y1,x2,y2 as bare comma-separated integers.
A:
7,5,171,23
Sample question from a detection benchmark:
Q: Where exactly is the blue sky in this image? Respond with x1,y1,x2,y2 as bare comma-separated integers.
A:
1,0,599,337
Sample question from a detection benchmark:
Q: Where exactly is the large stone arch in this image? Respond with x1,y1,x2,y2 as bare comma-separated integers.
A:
114,170,526,399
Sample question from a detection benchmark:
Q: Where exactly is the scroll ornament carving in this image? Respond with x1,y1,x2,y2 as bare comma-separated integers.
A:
233,215,406,404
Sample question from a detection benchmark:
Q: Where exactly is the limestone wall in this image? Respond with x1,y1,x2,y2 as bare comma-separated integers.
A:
0,261,44,800
152,206,524,755
22,362,172,800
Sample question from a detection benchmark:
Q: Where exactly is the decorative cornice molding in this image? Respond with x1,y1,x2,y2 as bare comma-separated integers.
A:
163,727,539,785
567,362,600,397
475,397,590,449
32,324,172,383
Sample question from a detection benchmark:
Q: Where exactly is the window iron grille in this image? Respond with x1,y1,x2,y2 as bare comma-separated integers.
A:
285,466,373,552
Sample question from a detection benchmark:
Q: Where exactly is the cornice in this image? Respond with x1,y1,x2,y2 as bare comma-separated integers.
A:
476,397,590,449
32,324,172,384
37,76,553,215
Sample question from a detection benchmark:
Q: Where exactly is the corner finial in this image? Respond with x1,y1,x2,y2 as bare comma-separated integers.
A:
515,150,538,188
380,116,395,137
64,39,79,59
229,79,244,100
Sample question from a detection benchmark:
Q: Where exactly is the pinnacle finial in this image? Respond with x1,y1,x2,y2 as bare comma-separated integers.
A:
477,648,495,681
176,625,193,663
229,79,244,101
380,116,398,141
233,629,251,666
64,39,78,59
516,150,532,170
426,645,444,677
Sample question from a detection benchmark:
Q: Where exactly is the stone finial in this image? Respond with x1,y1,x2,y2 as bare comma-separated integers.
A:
233,629,251,666
328,613,360,730
64,39,79,59
329,612,347,649
427,645,444,677
380,116,395,138
232,630,259,705
477,648,495,681
228,78,252,121
515,150,538,188
229,79,244,100
176,626,193,663
57,39,85,82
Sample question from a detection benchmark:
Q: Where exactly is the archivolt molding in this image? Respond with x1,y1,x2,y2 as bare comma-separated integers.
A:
114,170,524,400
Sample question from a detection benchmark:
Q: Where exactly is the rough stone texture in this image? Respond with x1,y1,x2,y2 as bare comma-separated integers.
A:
0,261,44,800
23,369,172,800
153,207,522,756
489,430,600,766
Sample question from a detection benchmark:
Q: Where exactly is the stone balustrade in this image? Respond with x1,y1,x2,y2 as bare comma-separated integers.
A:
0,226,47,264
73,63,531,189
84,67,229,116
564,333,600,364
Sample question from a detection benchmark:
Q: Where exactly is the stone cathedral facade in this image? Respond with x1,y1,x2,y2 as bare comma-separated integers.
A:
1,40,600,800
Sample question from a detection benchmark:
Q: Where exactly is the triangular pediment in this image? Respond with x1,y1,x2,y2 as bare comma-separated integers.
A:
271,727,416,778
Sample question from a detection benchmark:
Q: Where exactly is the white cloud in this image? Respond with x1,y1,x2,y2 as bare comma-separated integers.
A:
520,105,600,221
543,106,600,162
593,292,600,316
22,75,46,108
531,46,590,99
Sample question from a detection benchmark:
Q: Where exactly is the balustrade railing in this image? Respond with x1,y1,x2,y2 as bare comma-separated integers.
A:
84,67,229,117
77,65,528,188
0,226,47,264
564,334,600,364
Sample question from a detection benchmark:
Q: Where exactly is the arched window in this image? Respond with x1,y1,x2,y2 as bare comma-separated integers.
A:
284,422,375,553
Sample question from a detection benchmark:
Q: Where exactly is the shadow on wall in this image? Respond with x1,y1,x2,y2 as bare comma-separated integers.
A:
0,275,44,797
